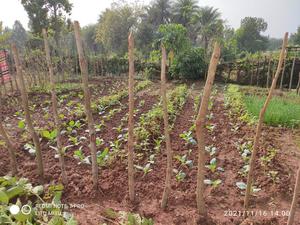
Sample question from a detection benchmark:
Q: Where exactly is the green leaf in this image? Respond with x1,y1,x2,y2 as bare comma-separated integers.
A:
32,185,44,195
48,216,64,225
236,181,247,190
66,216,78,225
18,120,25,129
6,186,24,199
0,190,9,204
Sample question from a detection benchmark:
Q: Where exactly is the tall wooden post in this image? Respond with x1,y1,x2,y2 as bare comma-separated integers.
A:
42,29,67,184
266,57,272,88
161,46,173,209
250,61,255,85
0,122,17,175
244,33,288,210
73,21,99,189
256,59,260,86
287,154,300,225
11,43,44,178
289,56,296,91
260,57,267,87
128,32,135,202
195,43,221,215
280,52,287,90
297,72,300,95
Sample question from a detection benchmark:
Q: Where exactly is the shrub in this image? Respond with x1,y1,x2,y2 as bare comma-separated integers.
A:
169,47,206,80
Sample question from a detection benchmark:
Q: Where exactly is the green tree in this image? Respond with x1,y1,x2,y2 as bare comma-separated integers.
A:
10,21,28,51
21,0,72,47
136,0,172,54
290,26,300,45
82,24,102,54
221,26,238,61
193,6,223,53
156,23,190,55
96,2,141,55
21,0,48,35
148,0,172,26
0,22,11,49
172,0,199,27
267,37,282,51
235,17,268,53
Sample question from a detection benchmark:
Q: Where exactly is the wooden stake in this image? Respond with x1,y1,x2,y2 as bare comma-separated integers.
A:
73,21,99,189
289,56,296,91
280,52,287,90
266,57,272,88
0,122,17,175
128,32,135,202
244,33,288,210
195,42,221,215
250,61,254,85
42,29,67,184
11,43,44,178
296,72,300,95
161,46,173,209
256,59,260,86
287,155,300,225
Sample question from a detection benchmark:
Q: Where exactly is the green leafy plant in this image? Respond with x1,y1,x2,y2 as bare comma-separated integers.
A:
179,131,196,146
173,169,186,182
174,154,193,168
41,129,57,142
204,179,222,188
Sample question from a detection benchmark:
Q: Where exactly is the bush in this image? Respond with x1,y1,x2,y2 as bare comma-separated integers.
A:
169,47,206,80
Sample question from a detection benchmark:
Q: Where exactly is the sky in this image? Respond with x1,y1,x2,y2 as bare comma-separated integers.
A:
0,0,299,38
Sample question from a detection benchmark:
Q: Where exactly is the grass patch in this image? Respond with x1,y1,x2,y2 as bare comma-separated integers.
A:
243,91,300,128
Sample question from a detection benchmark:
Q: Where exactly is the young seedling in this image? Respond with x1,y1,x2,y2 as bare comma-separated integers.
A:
41,129,58,143
134,163,152,177
204,179,222,188
179,131,197,146
154,138,162,152
205,145,217,156
173,169,186,182
174,154,193,168
96,147,109,166
205,158,217,173
236,181,261,195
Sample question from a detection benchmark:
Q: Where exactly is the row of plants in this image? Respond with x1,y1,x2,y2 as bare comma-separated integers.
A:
134,84,188,152
133,85,189,176
224,85,280,195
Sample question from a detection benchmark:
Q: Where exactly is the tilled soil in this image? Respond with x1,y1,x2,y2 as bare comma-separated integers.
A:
0,83,299,225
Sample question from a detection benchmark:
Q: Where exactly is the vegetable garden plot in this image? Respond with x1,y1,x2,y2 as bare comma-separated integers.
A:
1,80,300,224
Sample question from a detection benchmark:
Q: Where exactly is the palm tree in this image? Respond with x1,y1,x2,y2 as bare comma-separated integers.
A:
172,0,199,27
193,6,224,53
148,0,172,26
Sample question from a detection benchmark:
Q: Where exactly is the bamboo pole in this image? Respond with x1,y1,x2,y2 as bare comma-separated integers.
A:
42,29,67,184
161,46,173,209
260,57,267,87
297,73,300,95
289,56,296,91
280,52,287,90
266,57,272,88
250,61,254,85
244,33,288,210
11,43,44,178
287,155,300,225
73,21,99,189
127,32,135,202
0,122,17,175
195,42,221,215
256,59,260,86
